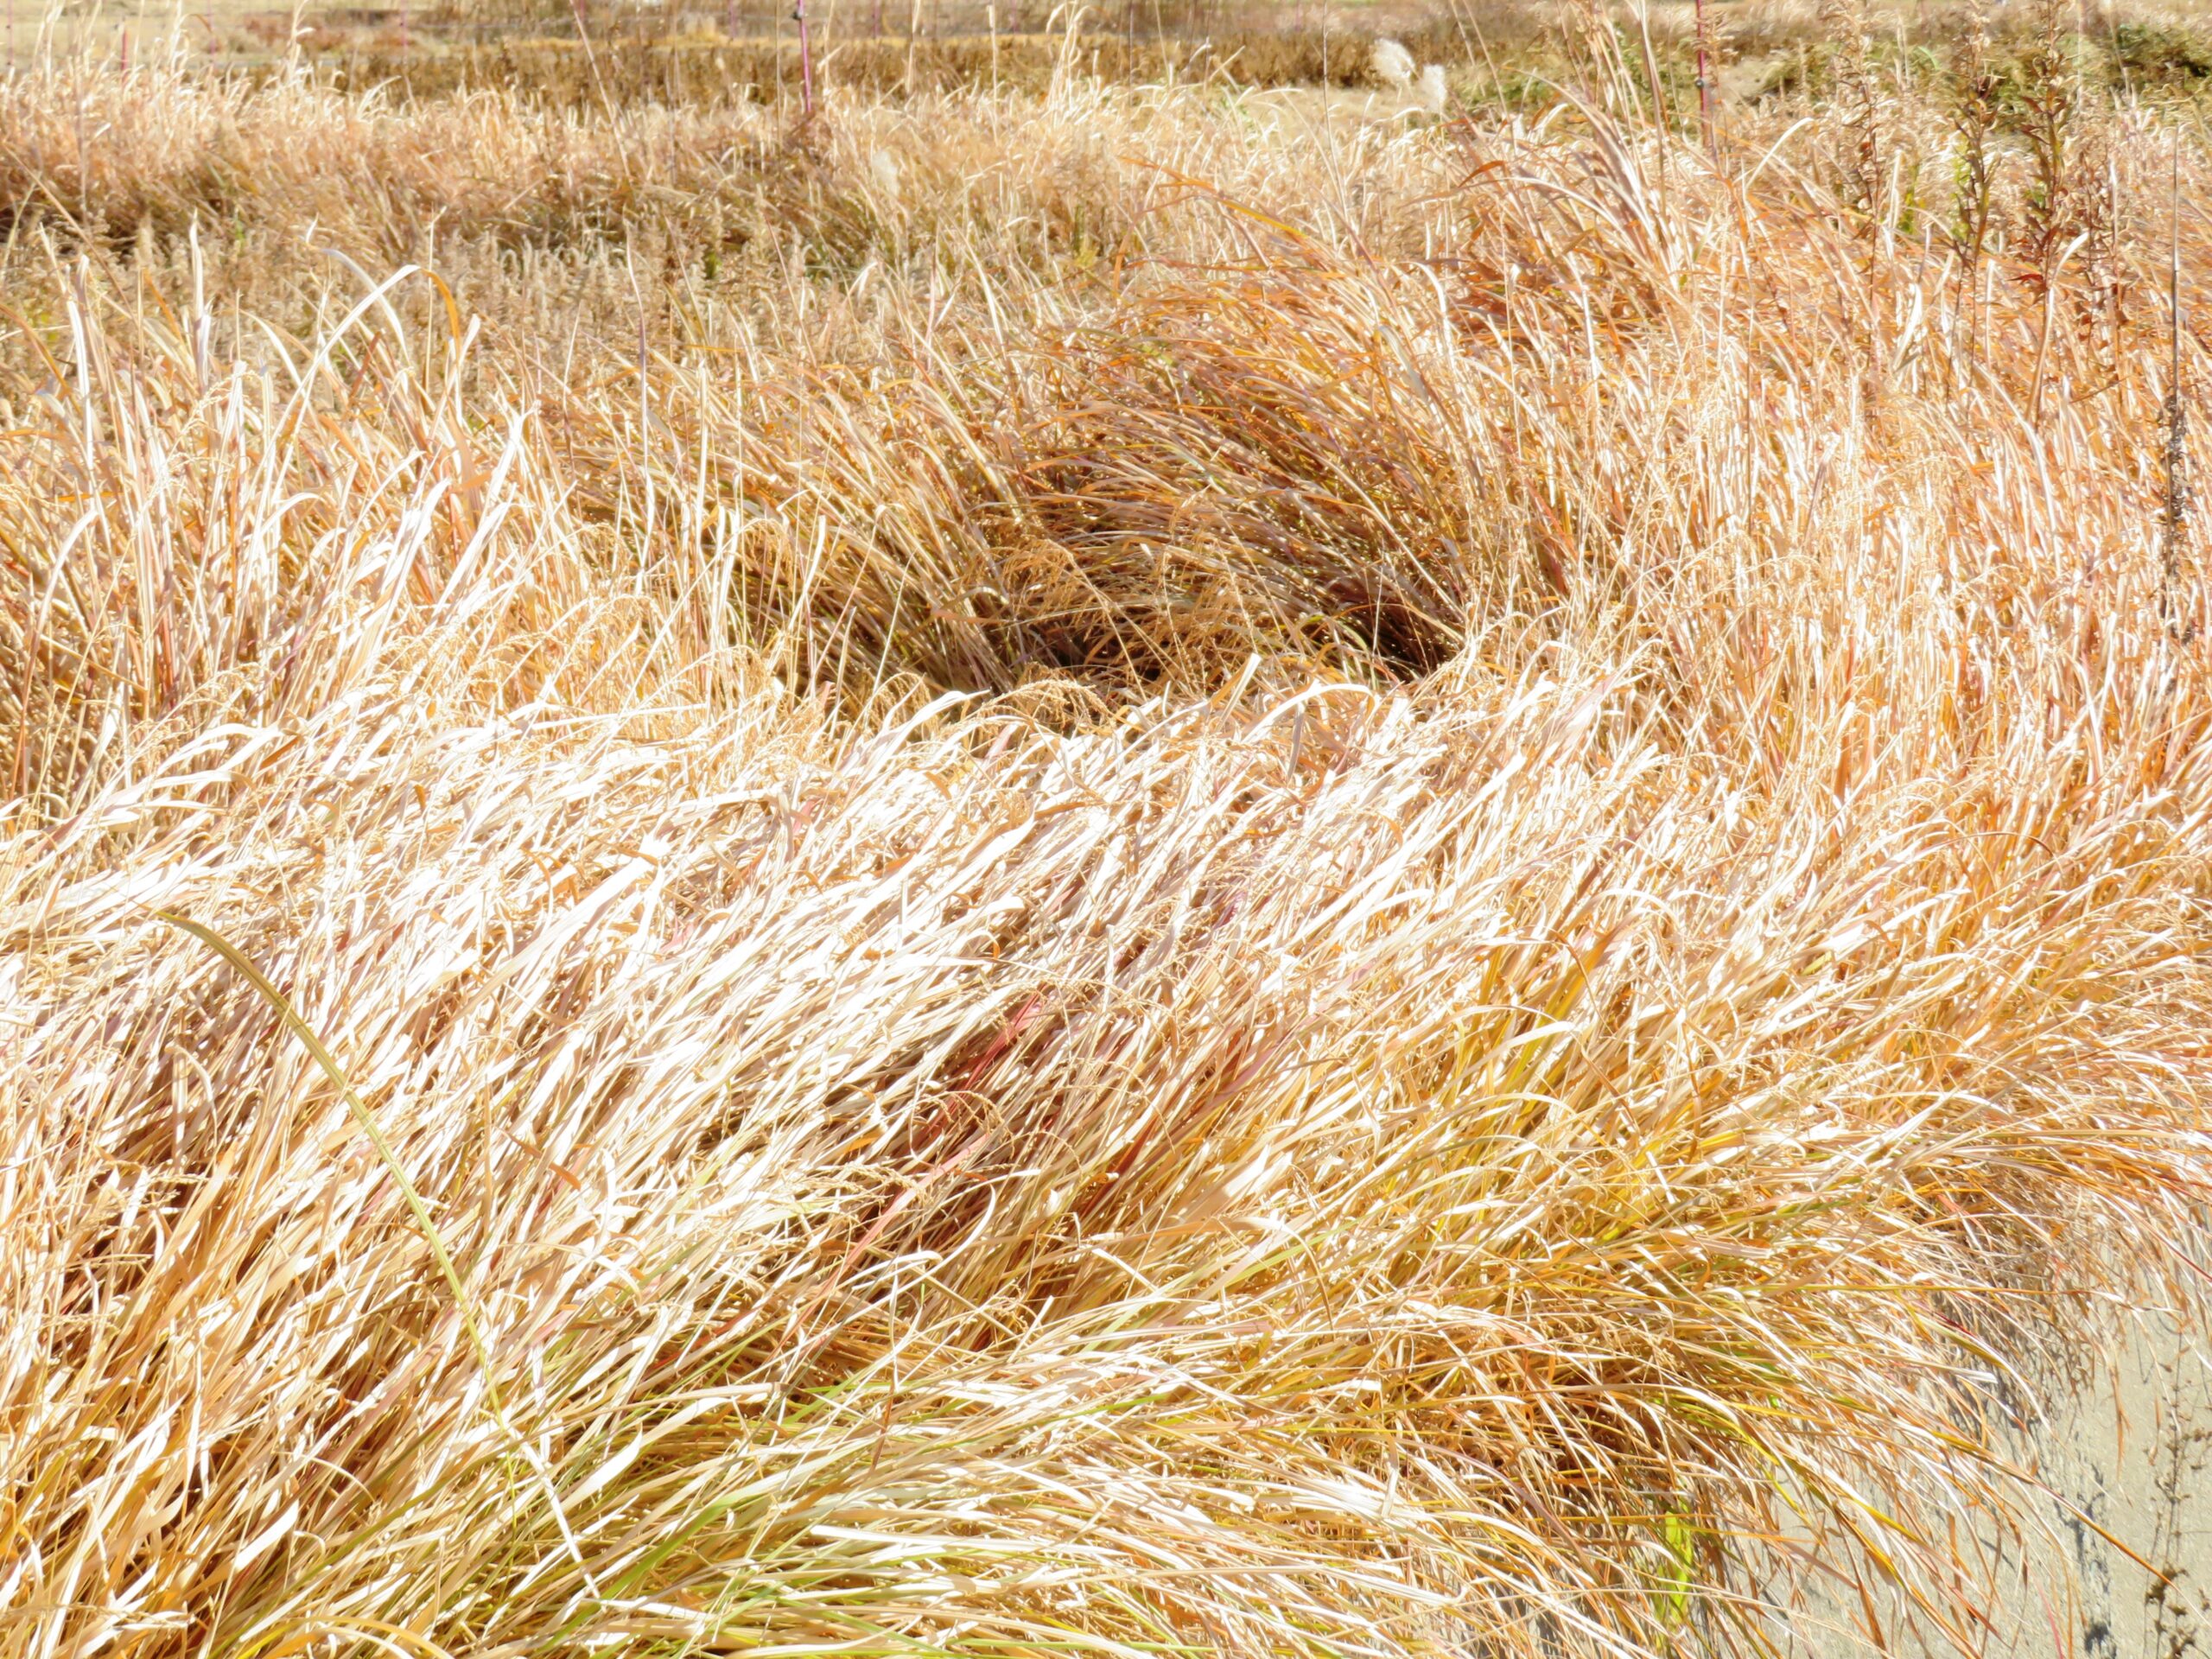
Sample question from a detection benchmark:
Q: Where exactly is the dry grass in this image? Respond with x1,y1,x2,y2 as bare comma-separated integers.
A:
3,29,2212,1659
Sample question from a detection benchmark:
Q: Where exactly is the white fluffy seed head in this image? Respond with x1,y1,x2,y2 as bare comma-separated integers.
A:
868,148,902,200
1370,37,1414,88
1416,63,1449,114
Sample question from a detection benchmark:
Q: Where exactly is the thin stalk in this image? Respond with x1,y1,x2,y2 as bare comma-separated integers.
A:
797,0,814,117
2164,130,2193,640
1694,0,1715,160
569,0,614,120
1635,0,1669,226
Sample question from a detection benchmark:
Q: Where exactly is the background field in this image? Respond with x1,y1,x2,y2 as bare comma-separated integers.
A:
6,6,2212,1657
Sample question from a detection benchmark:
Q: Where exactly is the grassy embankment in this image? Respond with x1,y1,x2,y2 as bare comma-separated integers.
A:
4,10,2212,1655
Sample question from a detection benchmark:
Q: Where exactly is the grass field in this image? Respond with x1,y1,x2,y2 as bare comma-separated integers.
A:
4,7,2212,1656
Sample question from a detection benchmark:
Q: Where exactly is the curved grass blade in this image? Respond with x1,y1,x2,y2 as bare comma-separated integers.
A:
156,909,502,1408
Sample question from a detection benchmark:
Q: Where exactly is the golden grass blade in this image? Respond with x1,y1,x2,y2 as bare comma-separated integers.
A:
153,907,502,1404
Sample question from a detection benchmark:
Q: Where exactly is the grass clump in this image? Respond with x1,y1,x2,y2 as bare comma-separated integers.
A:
2,25,2211,1659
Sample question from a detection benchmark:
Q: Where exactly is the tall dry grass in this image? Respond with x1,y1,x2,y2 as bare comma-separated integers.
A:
3,40,2212,1658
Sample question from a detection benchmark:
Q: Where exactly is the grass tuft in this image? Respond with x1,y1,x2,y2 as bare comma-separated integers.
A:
3,29,2212,1659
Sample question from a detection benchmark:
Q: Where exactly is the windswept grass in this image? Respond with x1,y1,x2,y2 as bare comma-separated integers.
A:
3,37,2211,1659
